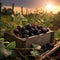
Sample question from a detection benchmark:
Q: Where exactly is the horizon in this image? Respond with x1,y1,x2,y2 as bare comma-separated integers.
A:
1,0,60,14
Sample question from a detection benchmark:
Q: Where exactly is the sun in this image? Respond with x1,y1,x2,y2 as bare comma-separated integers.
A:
45,3,55,12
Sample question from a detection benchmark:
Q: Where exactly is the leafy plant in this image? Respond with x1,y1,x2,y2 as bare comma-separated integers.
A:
0,38,16,60
30,44,43,58
6,41,16,50
30,50,40,57
54,29,60,41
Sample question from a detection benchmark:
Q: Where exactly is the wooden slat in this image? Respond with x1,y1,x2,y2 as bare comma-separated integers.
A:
39,42,60,60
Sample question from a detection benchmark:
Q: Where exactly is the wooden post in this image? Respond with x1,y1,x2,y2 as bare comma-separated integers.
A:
26,8,28,15
0,2,2,19
21,6,23,15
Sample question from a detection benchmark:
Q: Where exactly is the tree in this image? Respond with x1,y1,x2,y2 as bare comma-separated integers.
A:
12,3,14,14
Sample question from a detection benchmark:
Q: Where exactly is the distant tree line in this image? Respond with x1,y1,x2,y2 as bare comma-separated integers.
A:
0,2,14,15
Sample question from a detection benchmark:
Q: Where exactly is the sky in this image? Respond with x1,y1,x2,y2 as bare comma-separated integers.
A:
0,0,60,13
1,0,60,7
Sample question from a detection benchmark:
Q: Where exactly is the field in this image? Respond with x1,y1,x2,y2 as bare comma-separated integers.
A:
0,12,60,41
0,10,60,60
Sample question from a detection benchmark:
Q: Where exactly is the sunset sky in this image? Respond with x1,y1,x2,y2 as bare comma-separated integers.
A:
1,0,60,13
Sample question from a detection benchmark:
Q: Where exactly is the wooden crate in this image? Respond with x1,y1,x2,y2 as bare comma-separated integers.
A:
39,42,60,60
4,31,54,48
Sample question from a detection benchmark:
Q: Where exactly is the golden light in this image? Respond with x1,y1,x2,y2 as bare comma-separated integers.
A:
45,3,55,12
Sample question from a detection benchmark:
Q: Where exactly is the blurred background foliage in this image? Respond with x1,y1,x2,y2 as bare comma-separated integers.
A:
0,10,60,41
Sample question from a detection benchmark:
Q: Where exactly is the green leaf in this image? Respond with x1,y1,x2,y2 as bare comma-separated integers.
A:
6,41,16,50
0,38,4,42
1,48,12,57
32,43,41,50
0,38,5,48
30,50,39,57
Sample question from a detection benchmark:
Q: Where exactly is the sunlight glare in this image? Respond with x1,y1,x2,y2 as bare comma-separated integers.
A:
45,3,55,12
